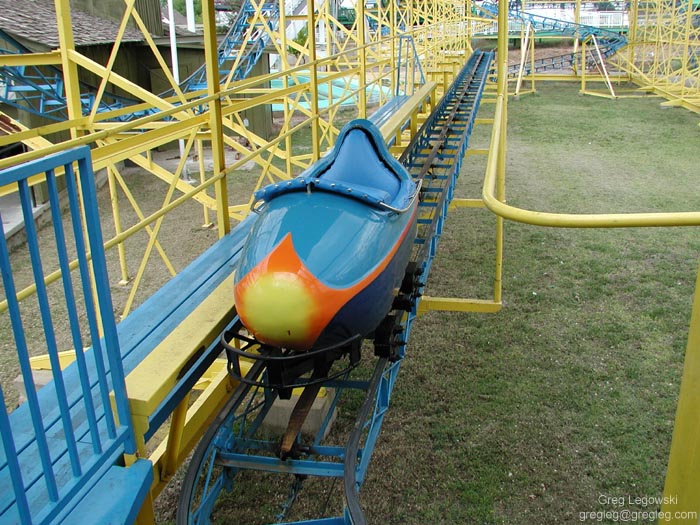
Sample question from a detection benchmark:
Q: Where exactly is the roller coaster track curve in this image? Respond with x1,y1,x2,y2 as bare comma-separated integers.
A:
474,2,628,76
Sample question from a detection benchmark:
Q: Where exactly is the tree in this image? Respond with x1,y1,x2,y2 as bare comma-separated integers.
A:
288,25,308,57
595,0,617,10
338,6,356,29
161,0,203,23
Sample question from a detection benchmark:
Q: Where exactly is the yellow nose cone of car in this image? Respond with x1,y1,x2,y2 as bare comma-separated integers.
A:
235,233,363,350
237,271,317,349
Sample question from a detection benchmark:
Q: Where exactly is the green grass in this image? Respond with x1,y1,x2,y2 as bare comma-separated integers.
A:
157,83,700,524
4,79,699,524
355,83,700,524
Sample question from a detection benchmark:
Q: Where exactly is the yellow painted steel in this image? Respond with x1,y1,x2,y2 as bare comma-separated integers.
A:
481,0,700,230
513,22,536,97
509,0,700,109
54,0,83,133
619,0,700,112
417,297,501,314
160,394,189,480
106,164,131,285
6,0,700,519
0,52,62,66
482,134,700,228
28,350,77,371
202,0,230,237
661,265,700,523
450,198,486,209
148,363,242,482
579,35,617,99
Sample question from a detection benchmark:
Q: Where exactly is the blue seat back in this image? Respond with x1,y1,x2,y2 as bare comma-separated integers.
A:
321,127,401,201
254,119,416,211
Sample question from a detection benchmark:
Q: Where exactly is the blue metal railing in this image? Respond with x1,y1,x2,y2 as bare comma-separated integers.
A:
0,147,137,523
0,30,148,122
474,2,627,75
177,1,280,92
396,34,426,96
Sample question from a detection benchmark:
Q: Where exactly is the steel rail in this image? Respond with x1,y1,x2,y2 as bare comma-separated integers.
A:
176,51,495,525
341,50,493,524
481,95,700,228
343,357,388,525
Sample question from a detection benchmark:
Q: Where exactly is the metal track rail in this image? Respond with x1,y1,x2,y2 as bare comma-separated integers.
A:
404,50,493,278
475,2,626,76
341,49,493,525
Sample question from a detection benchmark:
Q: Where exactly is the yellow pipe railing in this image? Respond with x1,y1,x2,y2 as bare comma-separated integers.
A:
482,132,700,227
489,3,700,522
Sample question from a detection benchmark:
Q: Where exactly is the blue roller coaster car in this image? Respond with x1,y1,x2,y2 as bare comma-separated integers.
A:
234,119,420,351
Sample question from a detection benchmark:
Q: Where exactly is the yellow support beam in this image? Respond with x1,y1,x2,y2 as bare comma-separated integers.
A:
54,0,82,130
0,52,62,66
201,0,229,237
29,350,77,370
146,364,244,500
417,296,502,314
450,198,486,208
662,265,700,523
466,148,489,156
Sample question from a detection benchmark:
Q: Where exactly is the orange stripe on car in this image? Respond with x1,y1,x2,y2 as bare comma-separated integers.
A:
235,208,416,349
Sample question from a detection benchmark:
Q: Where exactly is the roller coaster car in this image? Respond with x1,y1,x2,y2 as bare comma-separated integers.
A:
233,119,419,355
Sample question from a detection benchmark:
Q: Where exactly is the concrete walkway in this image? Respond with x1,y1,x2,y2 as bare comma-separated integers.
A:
1,192,32,240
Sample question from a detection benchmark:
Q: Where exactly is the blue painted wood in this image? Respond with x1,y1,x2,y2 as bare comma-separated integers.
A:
0,384,31,523
0,147,150,524
45,170,103,455
0,433,132,524
0,193,61,507
19,176,84,478
0,216,254,475
0,217,254,523
63,159,119,443
57,459,153,525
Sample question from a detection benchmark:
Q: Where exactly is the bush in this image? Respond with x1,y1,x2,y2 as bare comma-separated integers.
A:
288,25,308,57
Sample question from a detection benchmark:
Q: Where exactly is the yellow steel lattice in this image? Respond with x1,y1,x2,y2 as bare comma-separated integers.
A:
624,0,700,111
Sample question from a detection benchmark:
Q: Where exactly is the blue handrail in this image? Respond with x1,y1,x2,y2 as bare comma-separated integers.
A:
0,146,138,523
